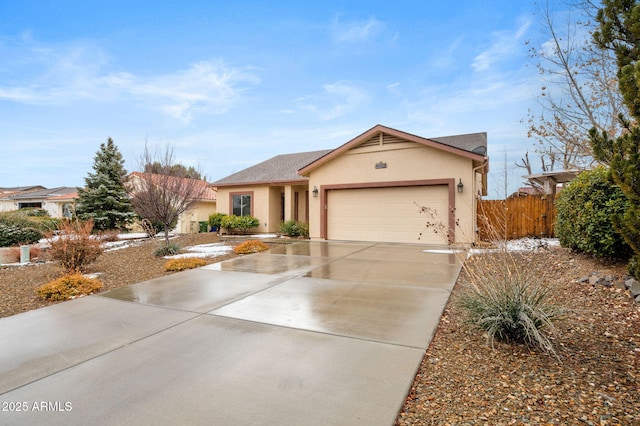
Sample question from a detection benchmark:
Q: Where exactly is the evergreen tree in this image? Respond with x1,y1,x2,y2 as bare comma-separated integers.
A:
590,0,640,277
76,138,135,231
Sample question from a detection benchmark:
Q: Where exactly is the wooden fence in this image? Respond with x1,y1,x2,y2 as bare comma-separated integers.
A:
477,196,557,241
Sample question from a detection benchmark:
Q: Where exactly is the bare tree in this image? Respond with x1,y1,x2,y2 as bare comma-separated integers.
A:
523,1,626,181
129,143,208,249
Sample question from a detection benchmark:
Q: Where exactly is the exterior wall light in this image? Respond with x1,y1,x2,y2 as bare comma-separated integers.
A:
312,186,319,197
457,179,464,193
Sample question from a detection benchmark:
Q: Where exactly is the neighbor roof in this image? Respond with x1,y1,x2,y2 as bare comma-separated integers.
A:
5,187,78,200
129,172,217,201
214,149,333,187
0,186,46,197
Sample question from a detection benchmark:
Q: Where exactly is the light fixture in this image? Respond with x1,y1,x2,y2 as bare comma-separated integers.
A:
312,186,319,197
457,179,464,193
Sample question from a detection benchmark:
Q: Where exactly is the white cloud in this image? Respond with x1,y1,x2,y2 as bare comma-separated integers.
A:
472,20,531,72
103,61,260,122
331,15,384,43
296,81,369,120
0,36,259,123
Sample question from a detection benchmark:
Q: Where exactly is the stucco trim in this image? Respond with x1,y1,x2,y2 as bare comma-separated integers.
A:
319,178,456,243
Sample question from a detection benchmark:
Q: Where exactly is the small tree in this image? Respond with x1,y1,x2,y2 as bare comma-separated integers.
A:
76,138,136,231
590,0,640,277
129,143,208,249
521,1,626,188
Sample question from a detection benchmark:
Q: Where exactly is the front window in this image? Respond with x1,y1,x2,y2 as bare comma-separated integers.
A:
232,193,252,216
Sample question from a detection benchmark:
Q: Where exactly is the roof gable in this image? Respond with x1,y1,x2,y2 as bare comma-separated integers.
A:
214,149,333,187
298,124,487,176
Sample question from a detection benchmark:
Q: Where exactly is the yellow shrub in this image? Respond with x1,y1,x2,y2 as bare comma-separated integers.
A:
164,257,207,272
233,240,269,254
37,273,104,301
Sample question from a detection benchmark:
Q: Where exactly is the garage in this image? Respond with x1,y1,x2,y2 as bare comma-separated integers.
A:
326,184,451,244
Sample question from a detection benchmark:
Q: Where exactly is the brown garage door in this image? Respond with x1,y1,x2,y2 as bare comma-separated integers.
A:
326,186,450,244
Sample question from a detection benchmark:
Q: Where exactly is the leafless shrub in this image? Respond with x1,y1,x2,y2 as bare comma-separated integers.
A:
47,220,103,273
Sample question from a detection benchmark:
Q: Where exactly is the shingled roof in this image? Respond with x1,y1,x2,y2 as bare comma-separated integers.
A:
214,149,333,186
430,132,487,155
4,187,78,200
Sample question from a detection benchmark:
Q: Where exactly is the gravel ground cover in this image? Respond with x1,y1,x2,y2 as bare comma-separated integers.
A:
0,233,239,318
396,245,640,425
1,236,639,423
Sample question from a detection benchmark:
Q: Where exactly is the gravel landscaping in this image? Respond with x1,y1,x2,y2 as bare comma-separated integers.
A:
1,235,639,424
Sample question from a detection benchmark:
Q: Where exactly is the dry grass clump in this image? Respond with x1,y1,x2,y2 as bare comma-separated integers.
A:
233,240,269,254
164,257,207,271
36,273,104,301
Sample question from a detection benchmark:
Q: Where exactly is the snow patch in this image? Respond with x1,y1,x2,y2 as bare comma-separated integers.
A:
164,242,233,259
469,238,560,256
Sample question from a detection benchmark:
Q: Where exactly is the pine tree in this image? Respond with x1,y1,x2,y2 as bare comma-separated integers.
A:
590,0,640,277
76,138,135,231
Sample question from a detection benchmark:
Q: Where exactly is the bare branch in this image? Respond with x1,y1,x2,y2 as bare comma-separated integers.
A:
129,142,208,246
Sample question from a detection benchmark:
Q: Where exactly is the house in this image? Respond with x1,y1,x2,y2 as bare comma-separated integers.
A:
214,150,332,232
127,172,217,234
214,124,489,245
0,186,77,218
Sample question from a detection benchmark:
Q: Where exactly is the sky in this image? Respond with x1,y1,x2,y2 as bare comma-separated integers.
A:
0,0,576,198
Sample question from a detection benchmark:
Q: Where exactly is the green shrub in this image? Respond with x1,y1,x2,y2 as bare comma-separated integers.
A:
233,240,269,254
0,223,43,247
279,220,309,238
459,253,565,357
220,215,260,234
629,254,640,280
22,208,50,217
208,213,227,231
154,243,181,257
0,210,61,247
555,166,630,259
48,220,103,272
164,257,207,271
37,273,103,301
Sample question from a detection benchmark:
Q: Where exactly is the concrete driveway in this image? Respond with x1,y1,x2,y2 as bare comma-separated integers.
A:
0,240,464,425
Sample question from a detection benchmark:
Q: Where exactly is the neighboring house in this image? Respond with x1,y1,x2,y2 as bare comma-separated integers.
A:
0,186,77,218
128,172,217,234
215,124,489,245
509,186,544,198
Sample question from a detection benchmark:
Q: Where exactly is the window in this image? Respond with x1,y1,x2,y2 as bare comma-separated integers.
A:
231,193,252,216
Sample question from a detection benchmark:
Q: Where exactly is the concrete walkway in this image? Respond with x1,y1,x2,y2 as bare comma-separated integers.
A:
0,241,464,425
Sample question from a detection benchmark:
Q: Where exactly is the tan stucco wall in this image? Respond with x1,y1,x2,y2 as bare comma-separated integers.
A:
307,141,481,244
177,200,217,233
216,186,276,233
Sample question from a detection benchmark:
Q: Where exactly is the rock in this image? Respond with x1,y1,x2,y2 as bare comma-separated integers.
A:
636,294,640,304
589,275,602,285
614,280,627,290
625,278,637,291
575,276,589,284
629,279,640,297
